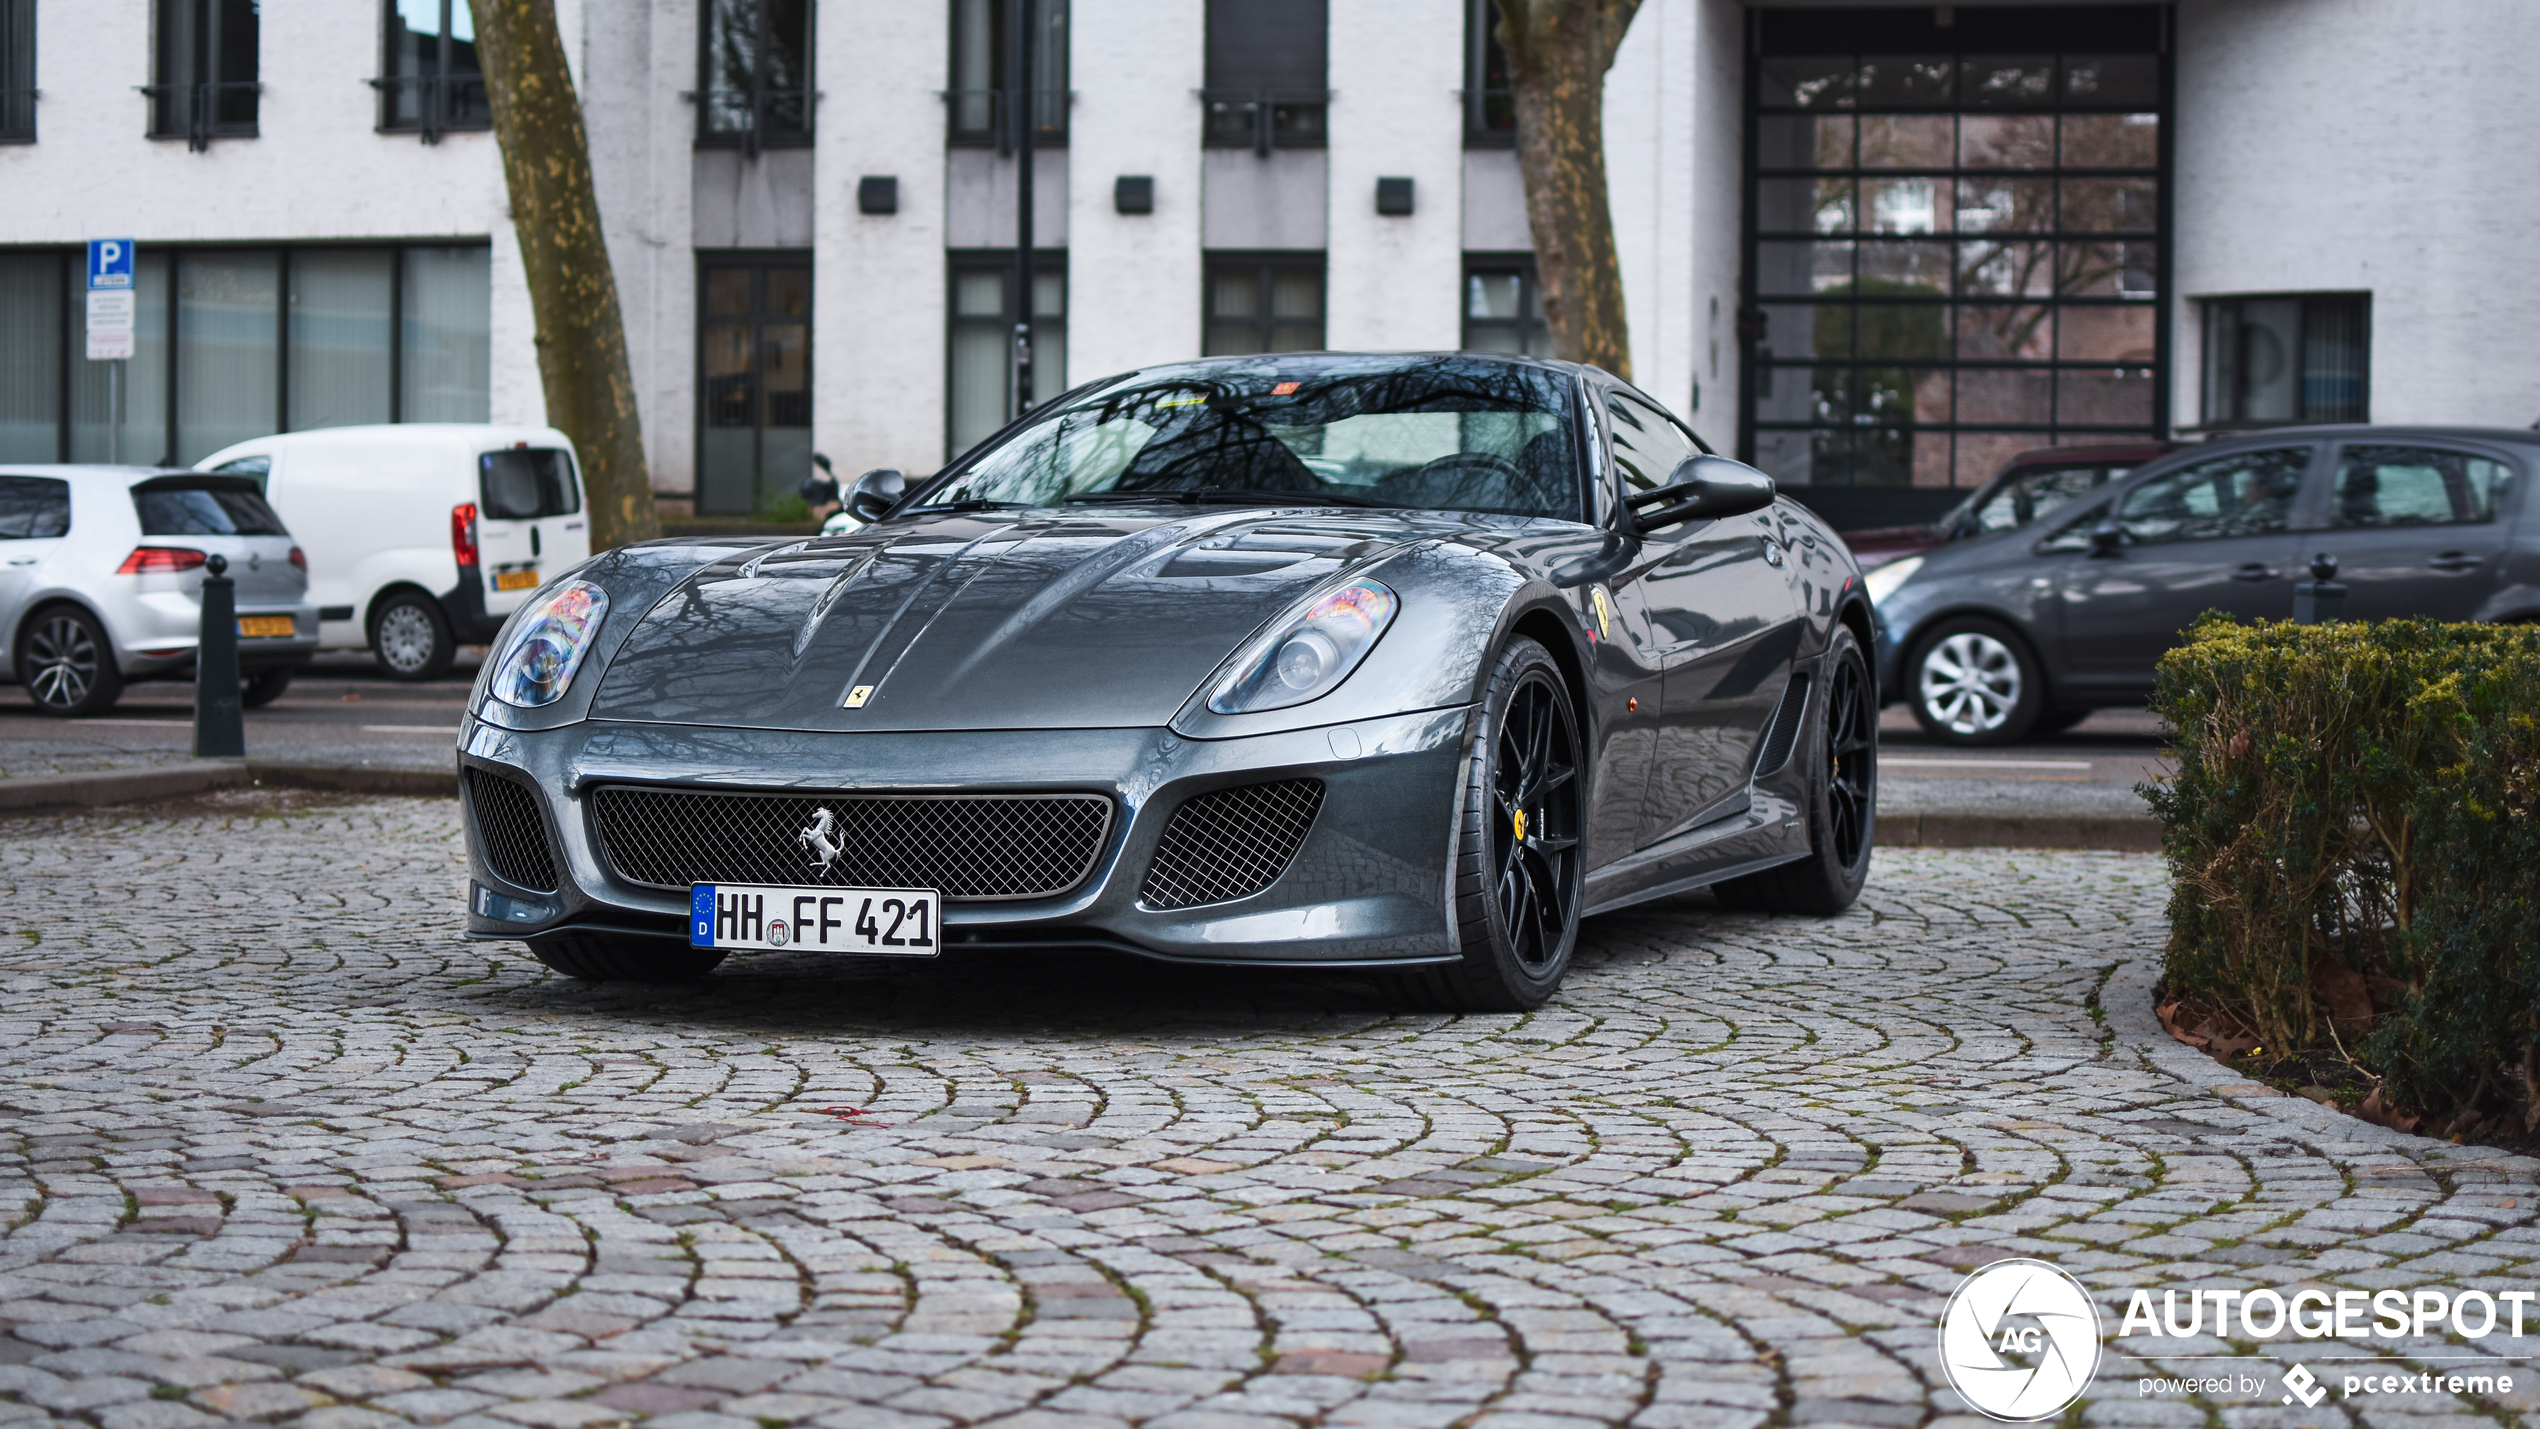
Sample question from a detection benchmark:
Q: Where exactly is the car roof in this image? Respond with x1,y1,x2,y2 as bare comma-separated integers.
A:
2184,424,2540,447
197,423,576,463
0,464,214,487
2003,442,2176,466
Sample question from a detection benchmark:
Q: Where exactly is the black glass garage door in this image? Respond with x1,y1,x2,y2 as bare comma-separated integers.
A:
1741,6,2168,491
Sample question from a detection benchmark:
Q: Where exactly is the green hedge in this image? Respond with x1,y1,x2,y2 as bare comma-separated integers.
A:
2148,618,2540,1123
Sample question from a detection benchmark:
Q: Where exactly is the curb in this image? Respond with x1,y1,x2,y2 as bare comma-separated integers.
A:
0,761,456,813
1875,810,2162,851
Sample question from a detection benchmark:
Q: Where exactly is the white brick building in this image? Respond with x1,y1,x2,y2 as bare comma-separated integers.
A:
1,0,2533,518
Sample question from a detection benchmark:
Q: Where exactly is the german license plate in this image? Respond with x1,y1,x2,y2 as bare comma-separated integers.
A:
493,569,541,591
237,615,295,638
688,882,940,956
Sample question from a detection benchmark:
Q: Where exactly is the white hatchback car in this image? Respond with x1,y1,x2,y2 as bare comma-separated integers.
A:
0,467,319,717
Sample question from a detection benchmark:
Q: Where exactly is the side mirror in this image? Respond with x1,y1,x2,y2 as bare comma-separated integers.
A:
2088,521,2124,557
1627,455,1776,533
846,468,906,522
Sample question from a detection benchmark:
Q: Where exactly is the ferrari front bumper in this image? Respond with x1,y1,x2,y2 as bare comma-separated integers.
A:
458,704,1476,967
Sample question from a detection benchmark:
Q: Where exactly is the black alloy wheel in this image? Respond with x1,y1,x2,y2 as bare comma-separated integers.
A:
1392,637,1584,1012
527,934,727,983
1716,624,1876,915
19,606,123,718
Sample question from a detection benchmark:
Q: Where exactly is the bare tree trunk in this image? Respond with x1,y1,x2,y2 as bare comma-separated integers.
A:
467,0,659,548
1495,0,1643,380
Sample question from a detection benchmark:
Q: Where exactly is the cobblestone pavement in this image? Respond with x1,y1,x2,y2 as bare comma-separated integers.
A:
1,793,2533,1429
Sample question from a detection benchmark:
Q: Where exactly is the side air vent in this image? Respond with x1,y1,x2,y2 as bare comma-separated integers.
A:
1140,778,1325,911
467,768,559,893
1752,672,1812,779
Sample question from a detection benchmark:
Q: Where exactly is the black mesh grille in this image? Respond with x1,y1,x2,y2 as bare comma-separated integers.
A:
1754,672,1811,778
467,769,558,892
589,787,1113,901
1140,778,1324,910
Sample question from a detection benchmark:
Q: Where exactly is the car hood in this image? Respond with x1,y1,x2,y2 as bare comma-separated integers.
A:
587,508,1448,732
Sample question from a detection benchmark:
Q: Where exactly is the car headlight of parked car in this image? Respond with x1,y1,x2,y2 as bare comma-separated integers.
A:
1208,579,1398,714
1862,554,1924,610
489,579,609,708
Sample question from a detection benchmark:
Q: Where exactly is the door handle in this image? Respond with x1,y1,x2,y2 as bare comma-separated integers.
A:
2231,563,2276,582
2428,552,2482,572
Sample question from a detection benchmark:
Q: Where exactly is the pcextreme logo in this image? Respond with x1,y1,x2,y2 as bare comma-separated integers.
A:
1937,1259,2103,1421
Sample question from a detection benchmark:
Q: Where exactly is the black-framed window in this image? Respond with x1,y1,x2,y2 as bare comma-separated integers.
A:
0,243,489,467
948,0,1067,147
1205,256,1324,355
948,253,1067,457
1463,256,1551,357
2201,294,2367,428
699,0,813,152
1742,5,2168,491
697,253,812,516
149,0,260,149
377,0,489,140
1463,0,1512,146
1202,0,1327,152
0,0,33,144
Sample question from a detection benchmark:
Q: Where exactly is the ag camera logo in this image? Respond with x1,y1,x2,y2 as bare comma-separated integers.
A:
1938,1259,2103,1420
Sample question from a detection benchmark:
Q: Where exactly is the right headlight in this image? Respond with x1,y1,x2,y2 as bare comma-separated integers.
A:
488,579,609,708
1862,554,1924,609
1207,579,1398,715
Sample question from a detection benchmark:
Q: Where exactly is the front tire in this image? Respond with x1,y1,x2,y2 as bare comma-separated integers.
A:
371,591,455,681
1391,637,1584,1013
1715,625,1876,915
527,935,726,983
1906,615,2043,745
19,606,123,718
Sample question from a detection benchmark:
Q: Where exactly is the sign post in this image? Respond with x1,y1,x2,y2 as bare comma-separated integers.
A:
85,240,136,464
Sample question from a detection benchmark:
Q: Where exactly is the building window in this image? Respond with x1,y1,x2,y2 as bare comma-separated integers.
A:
2201,294,2367,428
697,254,813,516
1202,0,1327,152
378,0,489,140
0,0,34,144
1463,0,1512,146
948,0,1067,147
150,0,259,148
948,254,1067,457
699,0,813,152
0,244,488,467
1205,257,1324,355
1463,257,1551,356
1742,8,2168,491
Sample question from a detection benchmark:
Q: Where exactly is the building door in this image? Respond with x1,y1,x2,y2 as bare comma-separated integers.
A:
698,253,811,517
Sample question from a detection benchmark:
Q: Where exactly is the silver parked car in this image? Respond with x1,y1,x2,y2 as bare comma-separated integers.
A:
0,467,320,717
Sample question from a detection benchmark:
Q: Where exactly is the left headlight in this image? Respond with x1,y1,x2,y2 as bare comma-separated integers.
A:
1862,554,1924,609
489,579,609,708
1208,579,1398,715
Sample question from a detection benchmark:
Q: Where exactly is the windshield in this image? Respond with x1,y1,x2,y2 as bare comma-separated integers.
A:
918,356,1582,519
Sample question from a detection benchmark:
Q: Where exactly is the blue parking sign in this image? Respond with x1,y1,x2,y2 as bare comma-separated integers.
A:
87,239,134,290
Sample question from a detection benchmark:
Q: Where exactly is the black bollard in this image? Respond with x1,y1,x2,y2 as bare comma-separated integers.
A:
2292,551,2347,624
195,553,245,757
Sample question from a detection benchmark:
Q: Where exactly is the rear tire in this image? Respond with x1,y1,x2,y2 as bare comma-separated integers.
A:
1714,625,1876,915
1905,615,2043,746
18,606,123,718
371,591,455,681
242,668,294,708
1389,637,1584,1013
527,935,726,983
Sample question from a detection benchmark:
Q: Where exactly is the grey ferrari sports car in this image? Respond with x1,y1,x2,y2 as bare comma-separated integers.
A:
458,352,1877,1009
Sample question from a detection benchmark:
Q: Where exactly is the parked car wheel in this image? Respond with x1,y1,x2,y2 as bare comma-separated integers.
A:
371,590,455,680
527,934,727,983
1907,615,2043,745
242,668,295,708
18,606,123,718
1390,637,1583,1012
1715,625,1875,914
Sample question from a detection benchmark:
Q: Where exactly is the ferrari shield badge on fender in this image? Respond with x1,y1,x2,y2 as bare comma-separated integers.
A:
843,684,874,708
1587,587,1612,642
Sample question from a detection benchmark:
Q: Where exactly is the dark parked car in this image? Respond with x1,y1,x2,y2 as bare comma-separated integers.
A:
1870,426,2540,744
458,353,1879,1009
1843,442,2175,572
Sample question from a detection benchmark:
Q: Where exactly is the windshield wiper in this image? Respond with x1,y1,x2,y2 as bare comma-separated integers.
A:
1062,490,1201,505
909,497,1032,513
1062,487,1395,509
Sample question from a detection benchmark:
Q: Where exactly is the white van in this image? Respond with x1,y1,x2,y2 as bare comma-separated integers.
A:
196,425,591,679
